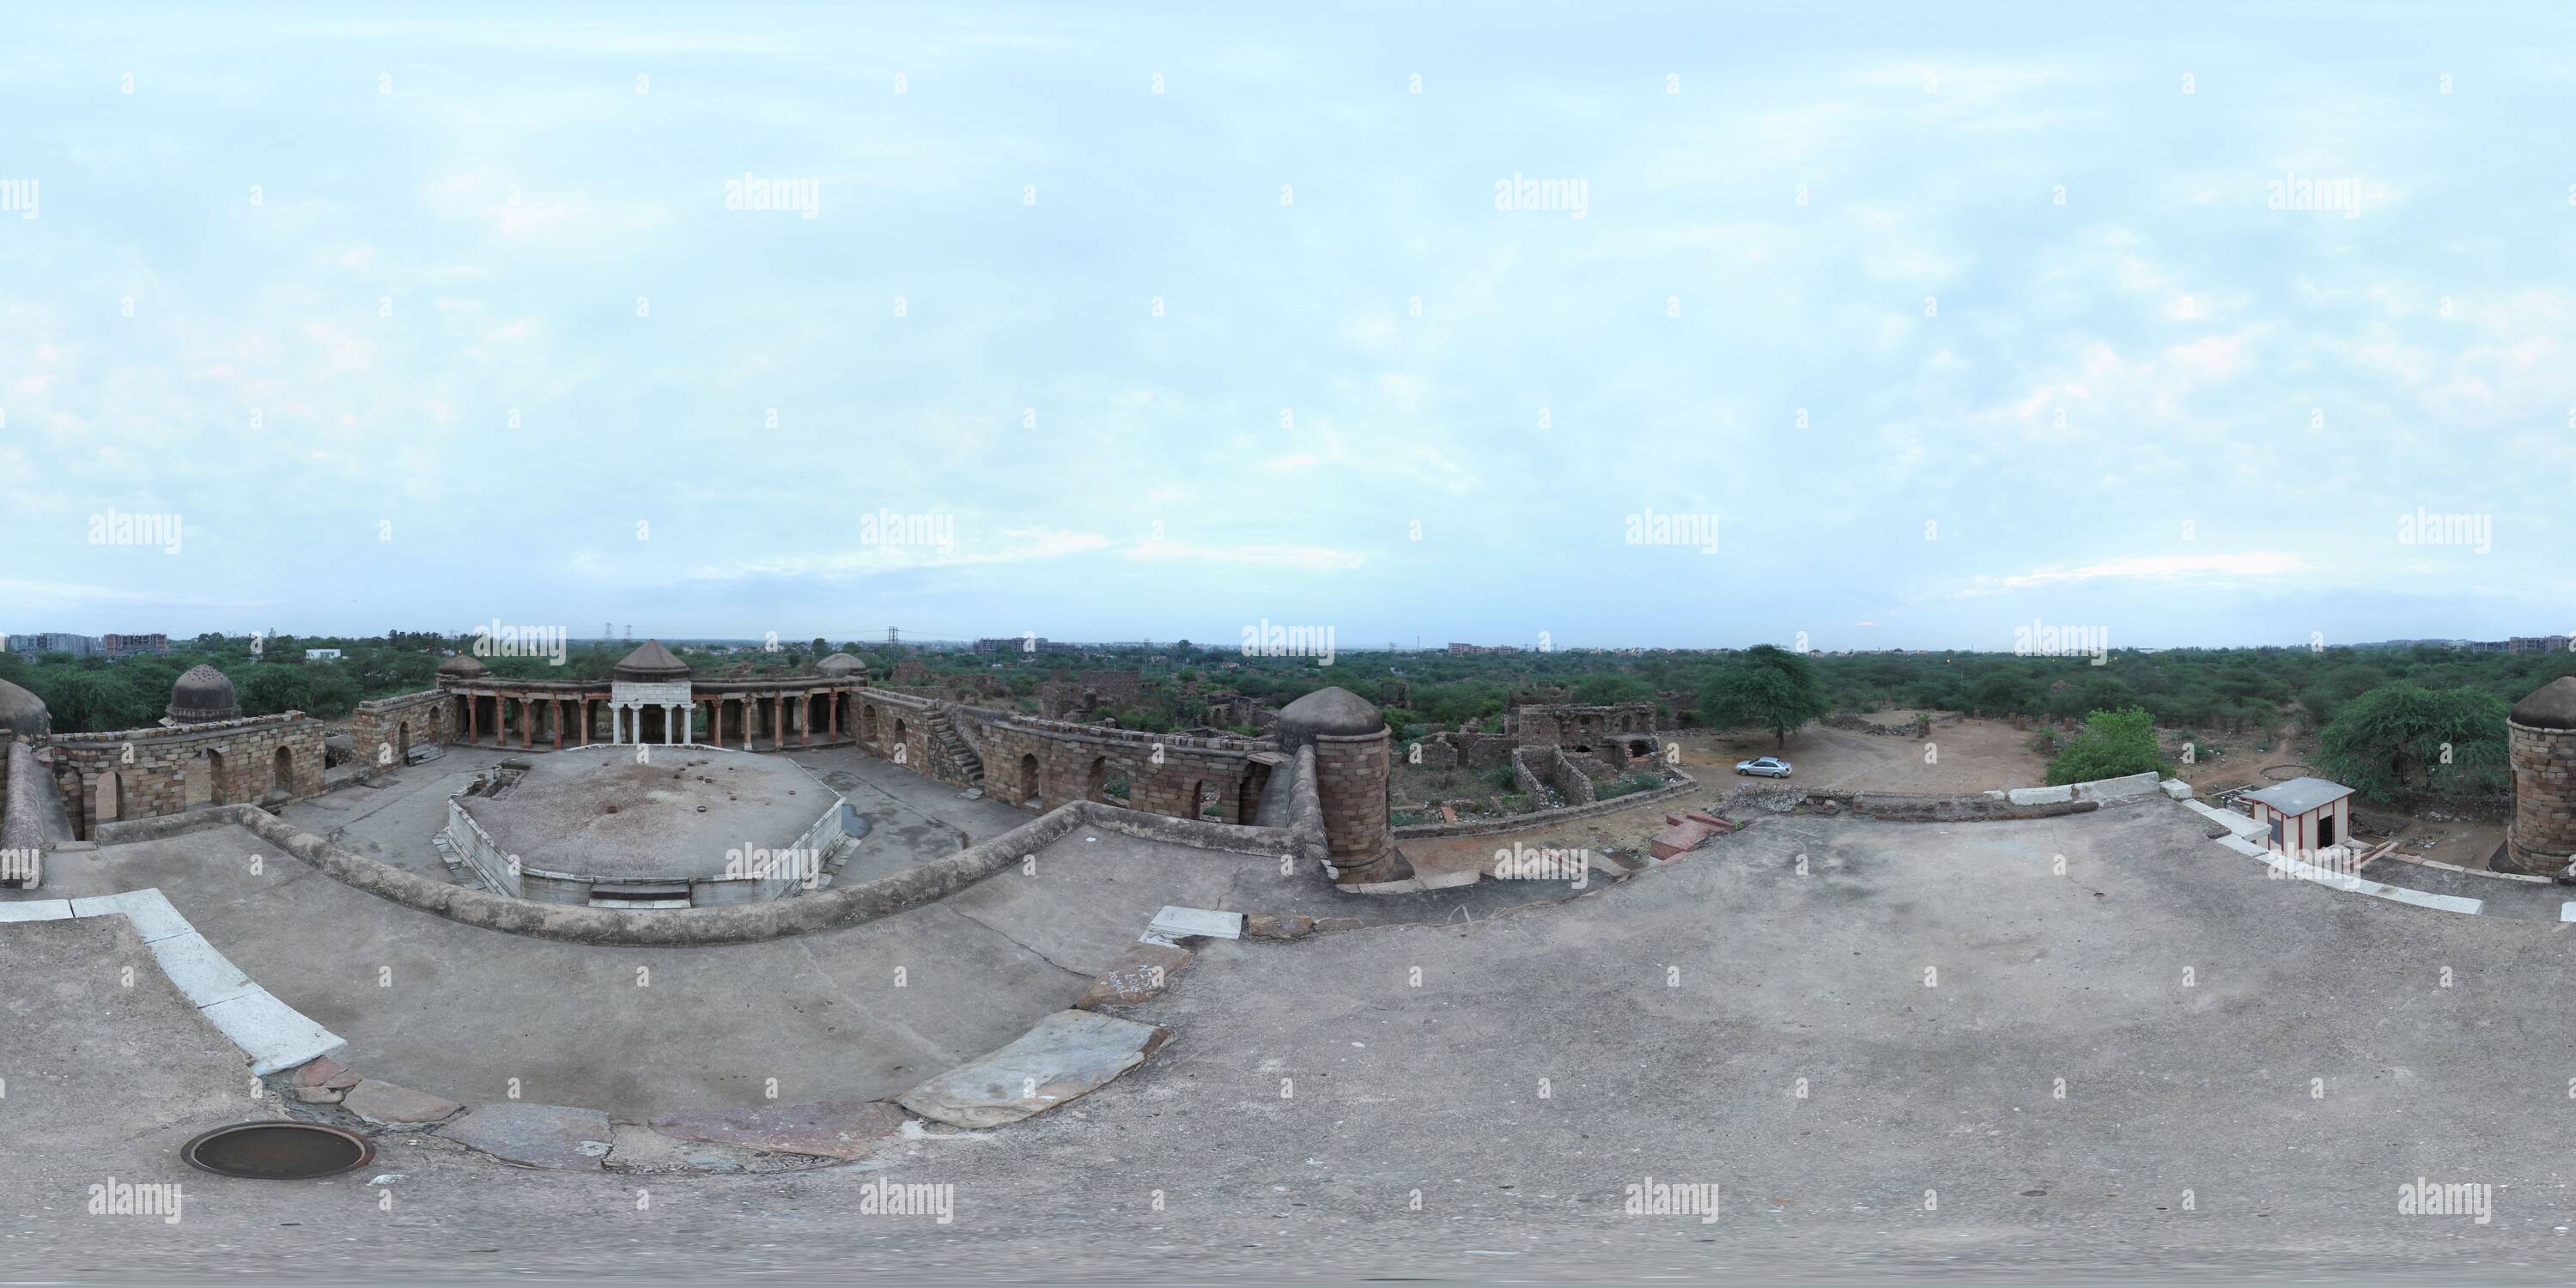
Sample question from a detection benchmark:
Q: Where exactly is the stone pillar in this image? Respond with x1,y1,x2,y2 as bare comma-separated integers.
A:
2503,678,2576,874
829,690,839,739
552,699,565,750
465,694,477,744
578,699,590,747
771,696,783,751
800,692,812,747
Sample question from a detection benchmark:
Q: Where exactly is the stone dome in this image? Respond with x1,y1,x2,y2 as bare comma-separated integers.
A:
436,653,490,681
816,652,866,677
2512,677,2576,732
1275,685,1385,754
613,639,692,683
167,664,240,724
0,675,50,739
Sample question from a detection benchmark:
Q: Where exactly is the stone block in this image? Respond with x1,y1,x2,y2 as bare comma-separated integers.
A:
1076,940,1193,1008
1243,913,1314,939
647,1099,907,1161
439,1103,613,1170
344,1078,465,1127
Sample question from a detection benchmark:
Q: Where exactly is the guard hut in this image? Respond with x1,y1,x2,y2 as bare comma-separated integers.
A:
2241,776,2355,861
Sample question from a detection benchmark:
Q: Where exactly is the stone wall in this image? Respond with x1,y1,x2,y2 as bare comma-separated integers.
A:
349,690,456,769
2503,718,2576,874
969,714,1266,823
1510,745,1597,805
1515,703,1656,747
48,713,330,840
3,741,46,886
1311,726,1396,883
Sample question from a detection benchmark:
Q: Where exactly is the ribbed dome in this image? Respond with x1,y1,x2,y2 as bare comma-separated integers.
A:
167,664,240,724
1276,686,1384,754
2512,677,2576,732
0,676,50,738
436,653,490,680
613,639,692,682
816,653,866,677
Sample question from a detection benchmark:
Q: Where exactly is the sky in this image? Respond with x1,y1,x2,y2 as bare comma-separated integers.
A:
4,2,2573,653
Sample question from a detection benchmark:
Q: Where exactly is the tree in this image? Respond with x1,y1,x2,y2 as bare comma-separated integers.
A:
1698,645,1829,748
2314,683,2510,803
1571,672,1652,705
2044,706,2166,786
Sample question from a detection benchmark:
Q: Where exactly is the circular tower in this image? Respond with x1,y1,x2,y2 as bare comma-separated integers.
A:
1276,686,1407,885
2505,677,2576,876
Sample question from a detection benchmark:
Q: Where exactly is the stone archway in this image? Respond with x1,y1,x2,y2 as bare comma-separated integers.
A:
94,770,123,826
1087,755,1111,804
1192,781,1222,821
863,704,879,746
270,746,295,801
1019,753,1042,810
892,718,908,758
398,720,411,762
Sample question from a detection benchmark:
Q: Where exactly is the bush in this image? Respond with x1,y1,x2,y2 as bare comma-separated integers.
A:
1594,769,1668,801
2045,707,2166,786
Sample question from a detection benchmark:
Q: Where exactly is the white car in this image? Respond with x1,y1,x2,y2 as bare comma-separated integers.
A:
1735,756,1793,778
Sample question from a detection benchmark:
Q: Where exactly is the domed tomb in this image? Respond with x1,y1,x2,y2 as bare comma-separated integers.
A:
167,664,240,724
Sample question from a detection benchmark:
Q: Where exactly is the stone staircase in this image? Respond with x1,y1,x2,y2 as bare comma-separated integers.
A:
927,710,985,789
429,831,498,893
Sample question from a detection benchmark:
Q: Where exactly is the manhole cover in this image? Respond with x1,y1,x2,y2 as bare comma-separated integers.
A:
181,1121,373,1180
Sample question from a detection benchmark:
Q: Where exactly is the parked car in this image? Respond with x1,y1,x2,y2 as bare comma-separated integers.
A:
1735,756,1793,778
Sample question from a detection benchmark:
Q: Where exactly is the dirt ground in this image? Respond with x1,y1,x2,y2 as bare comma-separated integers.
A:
1397,712,2054,880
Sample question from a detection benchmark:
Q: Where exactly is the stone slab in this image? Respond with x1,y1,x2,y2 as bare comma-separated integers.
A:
1076,940,1194,1009
146,931,259,1008
1650,820,1718,860
2160,778,2195,800
72,888,191,943
1242,914,1313,939
440,1102,614,1170
0,898,75,921
344,1078,465,1127
2005,784,2077,807
1147,905,1242,940
197,986,347,1076
898,1009,1172,1129
647,1099,908,1161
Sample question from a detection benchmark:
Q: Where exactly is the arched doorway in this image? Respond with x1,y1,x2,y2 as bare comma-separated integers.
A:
1019,753,1042,810
862,704,879,746
1087,756,1112,804
270,746,295,801
1192,781,1222,821
892,718,908,758
397,720,411,762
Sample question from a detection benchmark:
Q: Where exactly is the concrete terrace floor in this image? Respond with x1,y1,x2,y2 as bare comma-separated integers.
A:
15,793,2576,1279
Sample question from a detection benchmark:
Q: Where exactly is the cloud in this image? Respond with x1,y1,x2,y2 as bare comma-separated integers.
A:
1963,553,2306,595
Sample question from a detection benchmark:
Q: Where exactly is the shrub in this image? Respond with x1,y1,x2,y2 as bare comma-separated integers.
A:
2045,707,2166,786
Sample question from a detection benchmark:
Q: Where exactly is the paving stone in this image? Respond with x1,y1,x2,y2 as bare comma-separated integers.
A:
439,1103,613,1170
343,1078,465,1127
1312,917,1364,933
647,1099,907,1161
295,1055,363,1091
295,1084,349,1104
1242,913,1313,939
899,1010,1171,1129
1076,940,1193,1009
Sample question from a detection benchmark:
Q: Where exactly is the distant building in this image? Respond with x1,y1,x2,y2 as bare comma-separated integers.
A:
2508,636,2571,655
306,648,343,662
101,634,169,655
5,632,97,656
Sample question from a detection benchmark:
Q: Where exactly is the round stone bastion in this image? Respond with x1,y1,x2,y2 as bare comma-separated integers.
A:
443,746,853,908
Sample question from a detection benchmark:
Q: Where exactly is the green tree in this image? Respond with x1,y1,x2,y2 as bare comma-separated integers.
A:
2044,706,2166,786
2314,683,2510,803
1571,672,1652,705
1698,644,1829,748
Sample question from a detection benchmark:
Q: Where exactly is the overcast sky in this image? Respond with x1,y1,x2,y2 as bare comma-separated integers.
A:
5,3,2571,652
